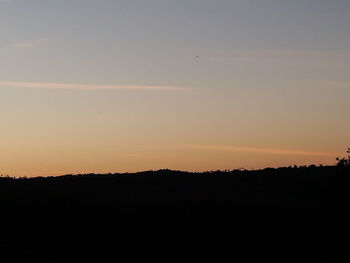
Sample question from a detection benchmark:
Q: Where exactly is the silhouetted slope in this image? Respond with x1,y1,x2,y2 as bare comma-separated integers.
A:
0,166,349,262
0,166,348,214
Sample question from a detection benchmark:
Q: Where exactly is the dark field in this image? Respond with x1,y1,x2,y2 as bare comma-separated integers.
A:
1,166,349,262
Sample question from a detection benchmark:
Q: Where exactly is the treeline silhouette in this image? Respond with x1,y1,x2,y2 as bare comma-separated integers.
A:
1,165,349,262
1,165,349,215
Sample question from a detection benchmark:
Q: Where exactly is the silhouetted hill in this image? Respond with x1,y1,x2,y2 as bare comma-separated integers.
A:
1,166,349,262
1,166,348,214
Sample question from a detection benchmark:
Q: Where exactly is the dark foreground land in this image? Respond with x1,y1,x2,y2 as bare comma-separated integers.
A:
1,166,349,262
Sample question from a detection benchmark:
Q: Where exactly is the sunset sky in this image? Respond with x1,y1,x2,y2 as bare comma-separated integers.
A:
1,0,349,177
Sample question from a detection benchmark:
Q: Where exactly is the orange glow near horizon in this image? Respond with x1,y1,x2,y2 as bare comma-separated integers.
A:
0,142,343,177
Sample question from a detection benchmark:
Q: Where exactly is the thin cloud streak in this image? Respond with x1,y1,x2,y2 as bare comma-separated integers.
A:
12,38,50,49
0,81,180,90
187,144,341,157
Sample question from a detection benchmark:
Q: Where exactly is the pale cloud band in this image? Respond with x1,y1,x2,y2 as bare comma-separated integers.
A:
0,81,179,90
12,38,50,49
187,144,341,157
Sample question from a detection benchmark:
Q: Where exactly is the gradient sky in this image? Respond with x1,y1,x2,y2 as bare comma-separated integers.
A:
1,0,349,177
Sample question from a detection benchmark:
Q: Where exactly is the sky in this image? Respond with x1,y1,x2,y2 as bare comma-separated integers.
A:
0,0,349,177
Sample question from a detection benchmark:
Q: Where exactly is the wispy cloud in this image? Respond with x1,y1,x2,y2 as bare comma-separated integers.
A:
12,38,50,49
187,144,340,157
319,80,350,89
206,48,350,68
0,81,180,90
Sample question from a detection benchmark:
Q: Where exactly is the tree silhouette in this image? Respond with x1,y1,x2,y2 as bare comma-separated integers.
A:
336,148,350,167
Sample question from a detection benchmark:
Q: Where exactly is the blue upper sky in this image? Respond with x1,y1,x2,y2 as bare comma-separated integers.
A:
1,0,350,85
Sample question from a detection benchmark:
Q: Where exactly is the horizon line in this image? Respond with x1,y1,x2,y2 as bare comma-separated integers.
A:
2,164,342,179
